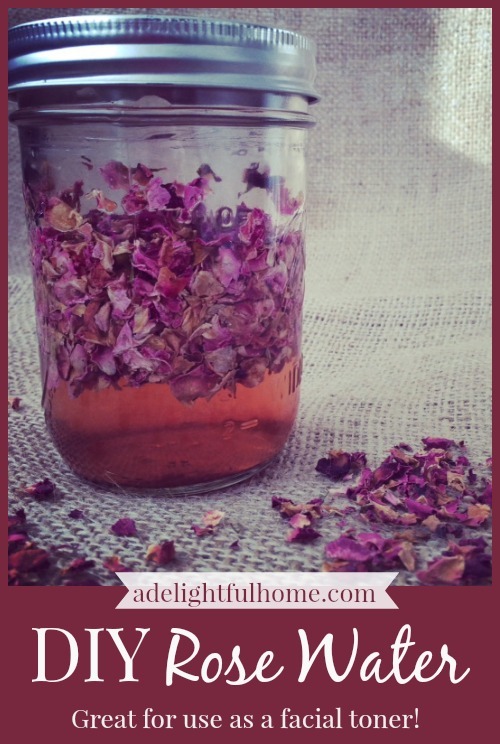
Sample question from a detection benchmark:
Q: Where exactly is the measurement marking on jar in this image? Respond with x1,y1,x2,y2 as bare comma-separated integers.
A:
240,419,259,430
222,420,236,439
288,360,302,395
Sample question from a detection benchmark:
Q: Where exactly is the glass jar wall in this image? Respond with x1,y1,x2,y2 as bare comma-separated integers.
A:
15,111,307,489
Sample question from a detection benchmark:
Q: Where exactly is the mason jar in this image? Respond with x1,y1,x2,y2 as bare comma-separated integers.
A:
8,14,318,491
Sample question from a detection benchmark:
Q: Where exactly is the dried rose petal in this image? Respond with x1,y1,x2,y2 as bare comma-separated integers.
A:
24,478,56,501
325,536,375,563
8,396,22,410
8,508,27,530
111,518,138,537
467,468,478,485
100,160,130,189
394,541,416,571
68,509,85,519
192,510,225,536
447,471,466,492
356,532,386,551
452,539,492,583
396,442,413,451
271,496,293,510
417,555,465,585
480,481,492,505
87,188,118,212
316,450,367,481
421,514,442,532
421,437,457,450
203,510,225,528
405,498,435,519
289,513,311,529
383,489,402,507
8,529,28,542
61,557,96,575
465,503,491,526
367,501,417,526
146,177,171,210
192,524,207,537
103,555,130,572
279,499,324,520
8,547,51,574
45,198,83,231
197,163,221,182
131,162,154,185
146,540,176,566
459,536,488,550
286,526,321,543
462,553,492,583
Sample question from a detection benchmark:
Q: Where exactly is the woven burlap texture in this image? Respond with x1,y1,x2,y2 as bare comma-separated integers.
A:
8,8,491,584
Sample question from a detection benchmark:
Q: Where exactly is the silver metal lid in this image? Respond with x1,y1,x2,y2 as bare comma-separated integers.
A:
8,15,319,103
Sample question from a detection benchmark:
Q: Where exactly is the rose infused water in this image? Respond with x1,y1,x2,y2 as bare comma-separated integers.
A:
48,359,302,488
9,15,318,491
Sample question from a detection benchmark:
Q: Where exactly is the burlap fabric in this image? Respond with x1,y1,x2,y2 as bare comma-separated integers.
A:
8,8,491,584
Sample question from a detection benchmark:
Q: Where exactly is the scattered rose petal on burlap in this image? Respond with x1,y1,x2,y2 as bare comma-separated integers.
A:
23,478,56,501
192,509,225,537
146,540,176,566
68,509,85,519
103,555,132,572
111,518,138,537
286,526,321,543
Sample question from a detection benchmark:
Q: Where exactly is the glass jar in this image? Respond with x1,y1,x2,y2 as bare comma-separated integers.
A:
9,14,318,491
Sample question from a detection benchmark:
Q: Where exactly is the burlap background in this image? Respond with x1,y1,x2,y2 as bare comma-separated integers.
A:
8,8,491,583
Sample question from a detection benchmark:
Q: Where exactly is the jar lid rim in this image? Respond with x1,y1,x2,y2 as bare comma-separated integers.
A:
9,14,315,49
8,14,319,103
